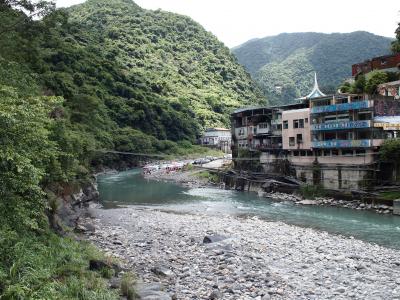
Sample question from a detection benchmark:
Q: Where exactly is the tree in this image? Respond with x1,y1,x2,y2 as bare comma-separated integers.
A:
391,21,400,53
365,71,388,94
353,74,366,93
379,139,400,182
0,86,62,231
0,0,56,37
1,0,55,18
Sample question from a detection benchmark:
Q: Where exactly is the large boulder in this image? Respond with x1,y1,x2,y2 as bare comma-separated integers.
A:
135,282,171,300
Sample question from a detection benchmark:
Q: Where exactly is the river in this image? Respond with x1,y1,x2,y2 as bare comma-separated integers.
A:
97,169,400,249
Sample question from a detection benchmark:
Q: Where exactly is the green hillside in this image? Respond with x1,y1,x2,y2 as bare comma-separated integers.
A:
66,0,263,131
1,0,263,159
232,32,393,105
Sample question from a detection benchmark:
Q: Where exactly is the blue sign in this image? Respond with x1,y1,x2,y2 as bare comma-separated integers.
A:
312,139,371,148
311,120,371,131
311,100,370,114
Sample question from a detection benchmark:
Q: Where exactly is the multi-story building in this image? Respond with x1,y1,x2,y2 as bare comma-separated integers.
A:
231,73,400,189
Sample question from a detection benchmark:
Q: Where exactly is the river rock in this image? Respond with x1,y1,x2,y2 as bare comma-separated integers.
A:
151,265,174,277
203,234,228,244
82,199,400,300
135,282,171,300
297,200,318,205
209,290,222,299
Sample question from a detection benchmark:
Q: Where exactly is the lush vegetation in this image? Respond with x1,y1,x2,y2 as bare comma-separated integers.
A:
195,170,220,183
232,32,392,105
0,0,263,297
379,139,400,163
0,231,119,299
299,184,326,200
340,70,400,94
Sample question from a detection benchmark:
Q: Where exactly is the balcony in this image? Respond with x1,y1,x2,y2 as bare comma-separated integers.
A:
312,139,372,148
311,120,372,131
256,123,271,135
311,100,373,114
271,118,282,125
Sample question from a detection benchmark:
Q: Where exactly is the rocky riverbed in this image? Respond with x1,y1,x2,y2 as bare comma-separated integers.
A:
82,204,400,300
261,191,394,214
143,169,212,189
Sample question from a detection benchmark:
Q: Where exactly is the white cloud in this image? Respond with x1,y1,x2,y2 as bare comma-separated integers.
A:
55,0,399,47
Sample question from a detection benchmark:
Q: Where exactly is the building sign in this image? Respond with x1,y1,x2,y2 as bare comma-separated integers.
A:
312,139,371,148
311,100,371,114
374,123,400,130
311,120,371,131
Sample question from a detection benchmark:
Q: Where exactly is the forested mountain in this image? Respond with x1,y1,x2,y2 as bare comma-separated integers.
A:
1,0,263,159
0,1,263,297
232,32,393,105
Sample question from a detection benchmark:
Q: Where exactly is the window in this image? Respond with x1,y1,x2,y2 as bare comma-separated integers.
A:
332,149,339,156
293,119,299,128
277,124,282,130
293,151,299,156
289,137,295,146
324,116,336,123
299,119,304,128
306,150,313,156
337,132,347,140
296,134,303,143
305,118,308,124
283,120,288,129
259,123,268,129
300,151,306,156
356,149,366,156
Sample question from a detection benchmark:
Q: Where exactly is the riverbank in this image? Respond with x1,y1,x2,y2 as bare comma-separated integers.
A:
82,204,400,299
143,164,397,215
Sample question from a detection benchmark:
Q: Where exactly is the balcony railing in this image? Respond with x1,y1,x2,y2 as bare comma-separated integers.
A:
254,143,282,150
271,118,282,125
311,100,372,114
312,139,372,148
311,120,371,131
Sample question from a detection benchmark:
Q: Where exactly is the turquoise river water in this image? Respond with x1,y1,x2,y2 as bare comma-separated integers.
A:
98,169,400,249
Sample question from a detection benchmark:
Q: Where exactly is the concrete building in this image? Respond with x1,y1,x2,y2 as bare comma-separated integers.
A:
231,73,400,190
200,128,231,153
352,53,400,76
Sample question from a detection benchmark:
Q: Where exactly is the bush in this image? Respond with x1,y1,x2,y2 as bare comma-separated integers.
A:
0,229,119,299
299,184,325,199
379,139,400,162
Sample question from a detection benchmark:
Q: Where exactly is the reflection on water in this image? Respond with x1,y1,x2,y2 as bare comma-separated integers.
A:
98,169,400,249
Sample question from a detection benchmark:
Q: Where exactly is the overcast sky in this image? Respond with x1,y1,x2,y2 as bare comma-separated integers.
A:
56,0,399,47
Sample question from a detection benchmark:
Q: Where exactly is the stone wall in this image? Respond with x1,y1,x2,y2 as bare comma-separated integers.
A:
293,164,373,190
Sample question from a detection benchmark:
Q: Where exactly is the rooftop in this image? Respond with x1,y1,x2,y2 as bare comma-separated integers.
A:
298,72,326,100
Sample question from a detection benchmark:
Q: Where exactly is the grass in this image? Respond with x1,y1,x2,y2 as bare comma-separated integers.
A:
299,184,326,200
195,171,219,183
379,191,400,200
164,144,224,160
120,273,136,300
0,228,120,300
